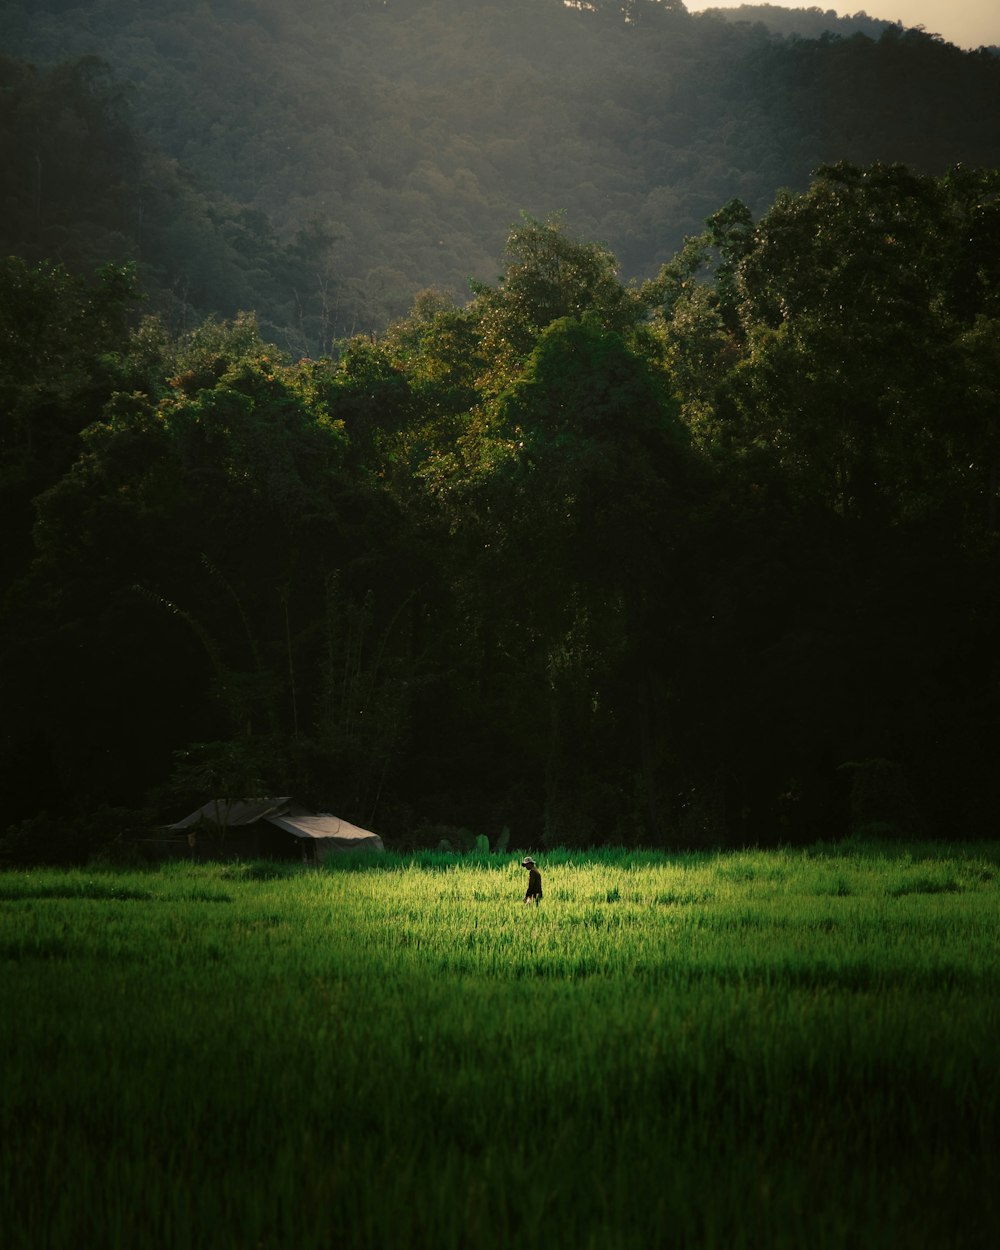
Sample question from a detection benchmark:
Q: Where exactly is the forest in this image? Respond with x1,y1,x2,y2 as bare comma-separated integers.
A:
2,2,1000,858
4,0,1000,345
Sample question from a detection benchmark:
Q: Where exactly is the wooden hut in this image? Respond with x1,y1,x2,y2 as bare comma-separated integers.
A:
166,797,385,861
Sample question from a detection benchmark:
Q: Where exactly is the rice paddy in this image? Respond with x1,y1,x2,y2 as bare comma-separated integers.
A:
2,842,998,1249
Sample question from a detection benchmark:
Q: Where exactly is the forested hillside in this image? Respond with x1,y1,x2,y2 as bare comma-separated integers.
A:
4,0,1000,346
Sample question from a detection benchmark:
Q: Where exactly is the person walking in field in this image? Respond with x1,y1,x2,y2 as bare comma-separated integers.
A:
522,856,543,905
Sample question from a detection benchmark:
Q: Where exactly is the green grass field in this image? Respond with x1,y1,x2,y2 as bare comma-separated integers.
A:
2,842,998,1249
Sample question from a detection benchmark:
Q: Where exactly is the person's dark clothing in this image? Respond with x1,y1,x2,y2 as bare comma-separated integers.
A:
525,868,543,902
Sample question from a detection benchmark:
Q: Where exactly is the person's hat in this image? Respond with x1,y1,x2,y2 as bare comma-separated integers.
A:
521,856,535,867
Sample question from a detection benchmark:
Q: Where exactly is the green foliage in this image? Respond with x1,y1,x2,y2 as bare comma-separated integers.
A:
5,158,1000,850
1,306,409,826
720,162,1000,527
0,255,138,483
470,216,646,388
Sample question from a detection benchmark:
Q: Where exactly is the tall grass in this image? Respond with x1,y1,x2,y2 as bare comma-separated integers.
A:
2,843,998,1249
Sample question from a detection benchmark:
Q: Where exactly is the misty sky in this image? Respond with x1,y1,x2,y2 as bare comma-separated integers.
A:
687,1,1000,50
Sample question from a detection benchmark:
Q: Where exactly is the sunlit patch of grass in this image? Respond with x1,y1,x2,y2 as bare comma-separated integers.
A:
1,841,998,1249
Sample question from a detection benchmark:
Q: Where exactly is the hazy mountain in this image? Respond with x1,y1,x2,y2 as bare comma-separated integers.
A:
4,0,999,345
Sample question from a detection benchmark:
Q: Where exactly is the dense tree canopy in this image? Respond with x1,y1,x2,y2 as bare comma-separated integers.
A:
3,174,1000,858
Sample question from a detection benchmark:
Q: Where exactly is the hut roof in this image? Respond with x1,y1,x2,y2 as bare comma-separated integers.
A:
266,813,384,851
167,797,384,851
167,797,304,829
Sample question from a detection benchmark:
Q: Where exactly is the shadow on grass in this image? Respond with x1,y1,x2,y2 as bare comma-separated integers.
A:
0,882,155,902
0,883,233,903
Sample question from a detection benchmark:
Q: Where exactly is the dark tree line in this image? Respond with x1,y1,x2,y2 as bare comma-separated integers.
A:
699,7,898,42
3,162,1000,859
